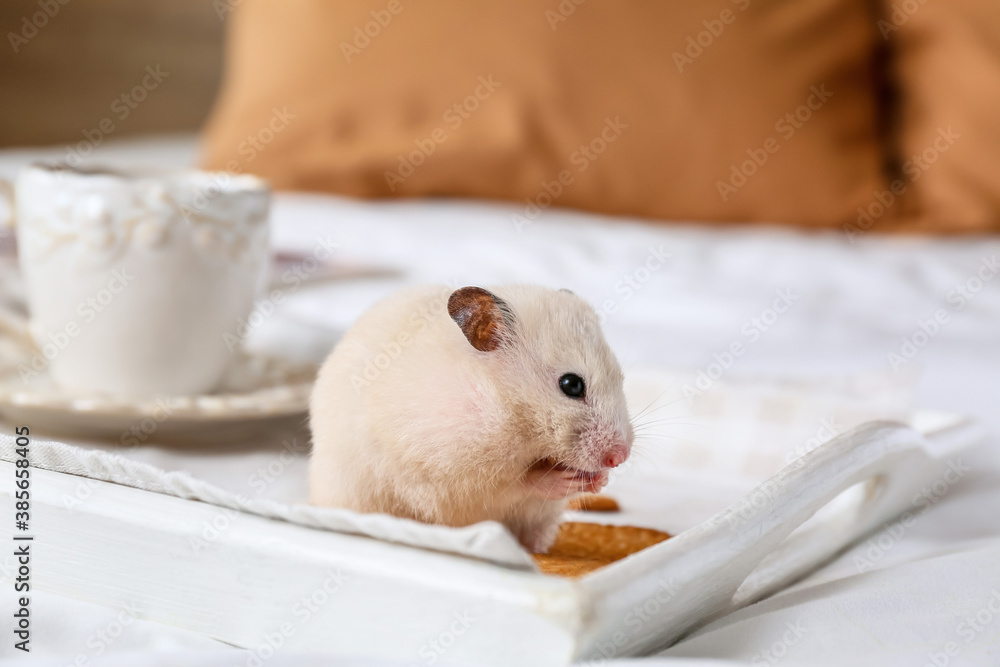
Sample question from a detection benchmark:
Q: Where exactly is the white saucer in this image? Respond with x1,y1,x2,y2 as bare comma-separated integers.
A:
0,323,317,443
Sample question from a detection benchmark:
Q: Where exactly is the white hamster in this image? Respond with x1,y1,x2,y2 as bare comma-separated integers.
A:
309,284,633,552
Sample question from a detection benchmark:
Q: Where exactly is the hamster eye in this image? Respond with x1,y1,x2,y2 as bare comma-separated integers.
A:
559,373,586,399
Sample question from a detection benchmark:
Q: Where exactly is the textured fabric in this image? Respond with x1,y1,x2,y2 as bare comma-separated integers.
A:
0,433,534,568
200,0,884,228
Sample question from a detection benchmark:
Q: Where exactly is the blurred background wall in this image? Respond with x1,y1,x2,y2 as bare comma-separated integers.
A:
2,0,996,232
0,0,223,148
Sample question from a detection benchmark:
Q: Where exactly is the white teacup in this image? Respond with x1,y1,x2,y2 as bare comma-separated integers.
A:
9,164,270,396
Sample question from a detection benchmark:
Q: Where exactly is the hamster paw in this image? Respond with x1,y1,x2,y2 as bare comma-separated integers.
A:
522,524,560,554
509,513,563,554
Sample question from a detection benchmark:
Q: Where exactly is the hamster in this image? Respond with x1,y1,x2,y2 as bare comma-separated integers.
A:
308,284,633,553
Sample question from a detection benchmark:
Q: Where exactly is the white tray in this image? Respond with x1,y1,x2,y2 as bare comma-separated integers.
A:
0,416,983,665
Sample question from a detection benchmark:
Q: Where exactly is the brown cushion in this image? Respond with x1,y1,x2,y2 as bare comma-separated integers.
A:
877,0,1000,233
200,0,884,227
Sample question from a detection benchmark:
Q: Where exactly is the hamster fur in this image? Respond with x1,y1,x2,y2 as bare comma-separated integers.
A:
308,284,633,553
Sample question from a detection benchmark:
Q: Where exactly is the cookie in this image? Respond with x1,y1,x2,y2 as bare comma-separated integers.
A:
533,522,671,577
566,494,620,512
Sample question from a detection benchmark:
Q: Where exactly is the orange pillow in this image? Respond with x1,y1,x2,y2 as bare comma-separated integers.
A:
873,0,1000,234
201,0,884,228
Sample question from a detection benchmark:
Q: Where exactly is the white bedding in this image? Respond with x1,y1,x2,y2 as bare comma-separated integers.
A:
1,135,999,666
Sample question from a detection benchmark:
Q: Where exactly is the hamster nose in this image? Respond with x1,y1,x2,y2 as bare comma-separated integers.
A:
602,445,629,469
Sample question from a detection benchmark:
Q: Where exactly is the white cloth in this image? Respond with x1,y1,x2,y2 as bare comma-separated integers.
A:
0,434,534,568
1,135,999,665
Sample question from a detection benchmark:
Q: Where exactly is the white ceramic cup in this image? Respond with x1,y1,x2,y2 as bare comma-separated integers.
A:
10,164,270,396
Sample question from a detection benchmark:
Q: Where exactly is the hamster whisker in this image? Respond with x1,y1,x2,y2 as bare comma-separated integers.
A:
479,460,509,490
633,406,713,425
632,433,706,449
630,405,714,435
632,415,705,427
630,392,687,421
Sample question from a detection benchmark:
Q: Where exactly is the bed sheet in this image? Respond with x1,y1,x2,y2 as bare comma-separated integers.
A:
1,135,998,666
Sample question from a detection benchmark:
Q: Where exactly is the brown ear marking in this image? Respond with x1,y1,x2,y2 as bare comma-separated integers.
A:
447,286,512,352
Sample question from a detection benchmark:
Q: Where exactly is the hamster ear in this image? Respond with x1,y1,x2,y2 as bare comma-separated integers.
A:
447,286,513,352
